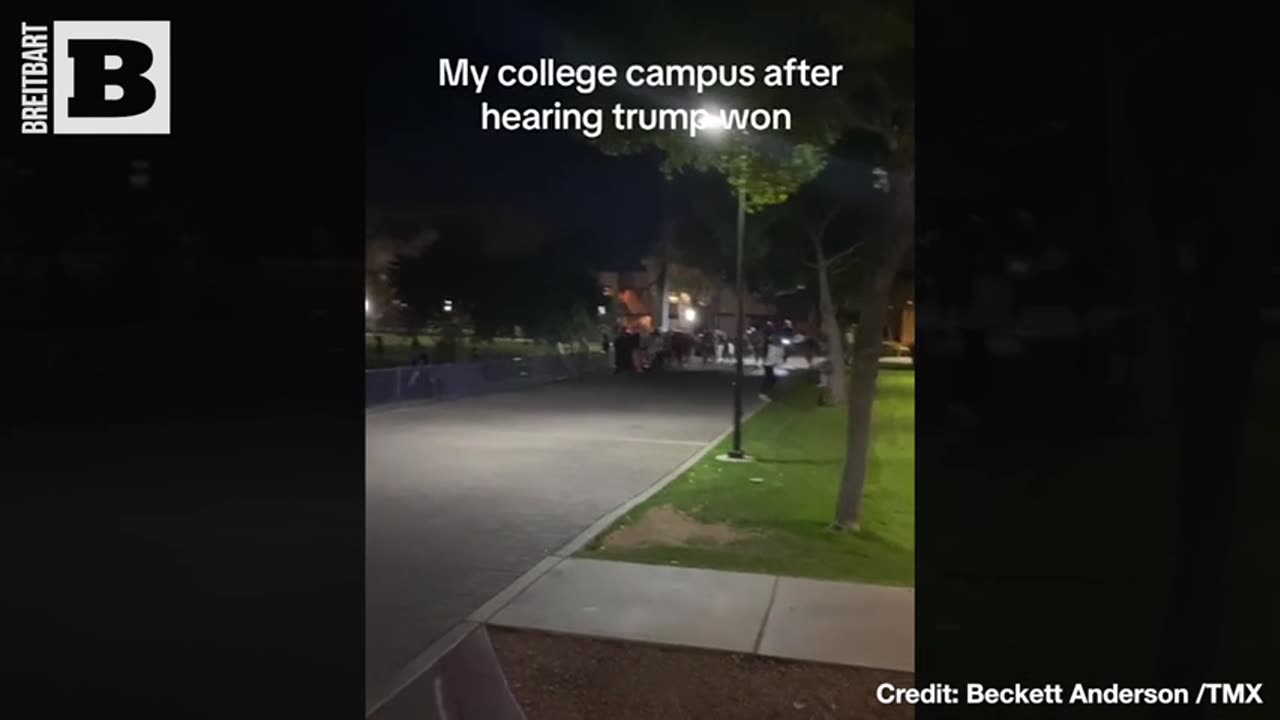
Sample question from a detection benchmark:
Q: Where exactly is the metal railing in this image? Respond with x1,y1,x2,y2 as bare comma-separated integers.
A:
365,352,608,408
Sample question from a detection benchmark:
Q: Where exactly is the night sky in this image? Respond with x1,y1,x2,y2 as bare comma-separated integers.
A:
366,0,669,269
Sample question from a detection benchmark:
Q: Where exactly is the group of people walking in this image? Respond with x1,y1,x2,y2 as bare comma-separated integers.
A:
606,320,813,401
609,326,716,374
608,327,694,374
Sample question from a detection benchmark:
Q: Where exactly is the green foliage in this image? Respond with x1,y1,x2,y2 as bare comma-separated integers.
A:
559,0,913,190
555,0,915,321
598,131,832,212
390,223,605,344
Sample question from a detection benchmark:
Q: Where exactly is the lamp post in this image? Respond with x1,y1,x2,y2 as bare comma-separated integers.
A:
698,106,750,460
729,184,747,458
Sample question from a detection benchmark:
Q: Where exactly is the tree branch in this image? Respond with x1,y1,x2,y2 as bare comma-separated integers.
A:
846,116,892,143
827,241,863,265
810,202,848,245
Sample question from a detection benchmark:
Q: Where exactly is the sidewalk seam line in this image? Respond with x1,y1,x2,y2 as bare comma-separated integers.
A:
753,575,781,654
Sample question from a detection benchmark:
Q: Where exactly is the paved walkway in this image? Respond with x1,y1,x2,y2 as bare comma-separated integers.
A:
481,557,914,673
365,370,766,709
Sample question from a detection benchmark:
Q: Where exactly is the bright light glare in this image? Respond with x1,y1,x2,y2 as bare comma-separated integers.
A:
683,308,698,323
597,305,606,316
696,107,726,135
365,298,371,316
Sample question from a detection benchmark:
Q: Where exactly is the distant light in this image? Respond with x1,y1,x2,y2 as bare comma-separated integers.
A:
781,338,791,346
365,298,371,316
597,305,606,316
443,299,454,313
669,294,680,303
683,308,697,323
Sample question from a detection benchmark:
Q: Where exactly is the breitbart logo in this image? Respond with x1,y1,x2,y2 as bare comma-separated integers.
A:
20,20,170,135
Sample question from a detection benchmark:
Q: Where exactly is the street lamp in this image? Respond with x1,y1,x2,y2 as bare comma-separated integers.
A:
683,307,698,323
729,183,747,458
700,106,748,459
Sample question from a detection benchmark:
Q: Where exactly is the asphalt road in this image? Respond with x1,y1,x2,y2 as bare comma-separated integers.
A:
365,368,762,704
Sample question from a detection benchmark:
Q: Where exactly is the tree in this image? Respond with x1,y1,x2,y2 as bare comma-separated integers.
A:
390,219,606,349
669,186,790,325
561,3,839,250
803,0,914,530
559,0,913,529
754,142,892,404
366,206,436,329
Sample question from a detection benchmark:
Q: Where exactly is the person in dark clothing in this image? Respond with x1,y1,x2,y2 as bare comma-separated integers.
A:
409,335,429,365
700,330,716,365
612,327,628,373
760,331,784,400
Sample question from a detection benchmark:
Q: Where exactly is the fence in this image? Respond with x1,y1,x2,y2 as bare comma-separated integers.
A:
366,352,608,408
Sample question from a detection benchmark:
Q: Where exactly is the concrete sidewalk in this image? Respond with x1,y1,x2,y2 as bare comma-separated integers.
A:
479,557,914,673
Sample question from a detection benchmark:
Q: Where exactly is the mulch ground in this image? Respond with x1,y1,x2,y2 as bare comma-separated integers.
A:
490,627,914,720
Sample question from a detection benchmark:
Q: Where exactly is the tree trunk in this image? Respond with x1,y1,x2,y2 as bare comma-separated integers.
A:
814,241,845,402
657,242,671,333
835,161,914,530
835,289,888,529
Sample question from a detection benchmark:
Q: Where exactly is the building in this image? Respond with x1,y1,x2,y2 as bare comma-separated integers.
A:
599,257,777,335
598,256,914,347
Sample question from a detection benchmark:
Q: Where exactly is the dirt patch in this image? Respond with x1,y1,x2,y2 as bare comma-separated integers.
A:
491,628,913,720
601,504,753,549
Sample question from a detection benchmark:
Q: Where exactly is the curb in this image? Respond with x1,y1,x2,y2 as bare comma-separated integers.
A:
366,621,479,718
552,396,772,560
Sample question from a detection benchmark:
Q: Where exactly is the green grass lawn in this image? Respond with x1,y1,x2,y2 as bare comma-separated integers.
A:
579,369,915,586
